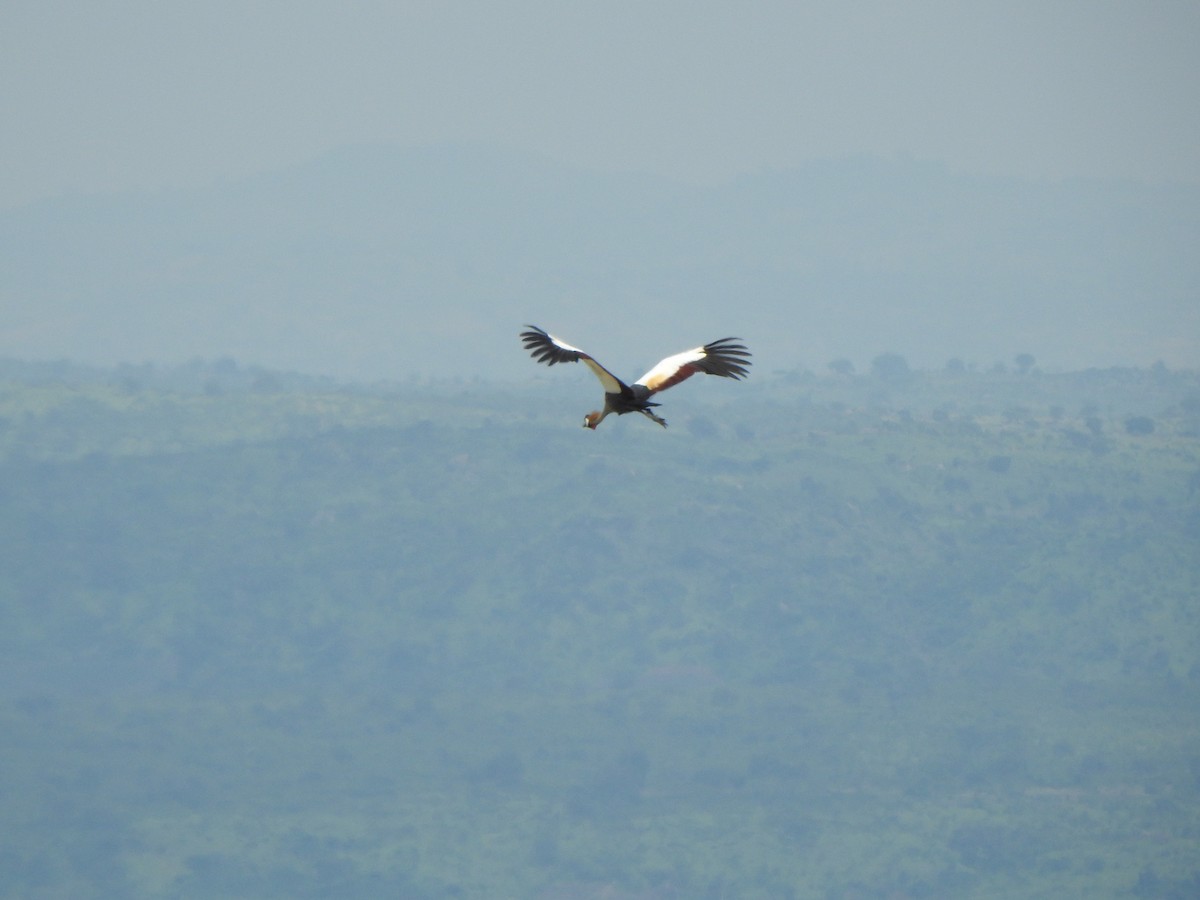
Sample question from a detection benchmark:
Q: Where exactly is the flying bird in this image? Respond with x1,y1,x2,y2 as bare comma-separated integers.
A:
520,325,751,429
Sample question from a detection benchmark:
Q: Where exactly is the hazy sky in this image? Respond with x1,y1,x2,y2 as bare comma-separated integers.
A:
2,1,1198,211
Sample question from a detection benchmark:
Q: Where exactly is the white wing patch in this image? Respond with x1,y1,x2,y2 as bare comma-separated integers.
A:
546,331,624,394
581,357,624,394
636,347,706,393
546,332,586,355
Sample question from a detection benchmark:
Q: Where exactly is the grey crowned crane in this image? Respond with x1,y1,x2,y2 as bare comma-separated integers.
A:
520,325,751,429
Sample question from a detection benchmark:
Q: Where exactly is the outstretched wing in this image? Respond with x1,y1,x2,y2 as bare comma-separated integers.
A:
520,326,627,394
635,337,751,395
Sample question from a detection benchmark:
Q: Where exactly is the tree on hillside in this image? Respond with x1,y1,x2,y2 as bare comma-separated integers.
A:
870,352,911,383
1125,416,1155,436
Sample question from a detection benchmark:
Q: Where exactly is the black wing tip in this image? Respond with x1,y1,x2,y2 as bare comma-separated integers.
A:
702,337,752,380
520,326,550,344
521,325,581,367
706,337,750,351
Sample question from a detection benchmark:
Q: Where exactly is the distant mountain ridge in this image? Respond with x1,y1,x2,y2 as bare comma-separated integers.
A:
2,144,1196,380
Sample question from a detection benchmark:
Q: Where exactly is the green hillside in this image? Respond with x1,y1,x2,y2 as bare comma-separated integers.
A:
1,360,1197,898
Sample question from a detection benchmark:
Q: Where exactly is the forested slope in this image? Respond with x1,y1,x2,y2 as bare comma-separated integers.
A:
1,360,1197,898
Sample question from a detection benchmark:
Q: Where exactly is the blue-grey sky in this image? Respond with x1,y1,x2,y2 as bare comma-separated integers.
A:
2,1,1198,211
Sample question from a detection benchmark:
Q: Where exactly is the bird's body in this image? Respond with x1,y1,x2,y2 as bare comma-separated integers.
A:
520,326,751,429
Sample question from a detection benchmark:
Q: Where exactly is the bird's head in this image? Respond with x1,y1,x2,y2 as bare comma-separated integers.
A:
583,411,603,430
